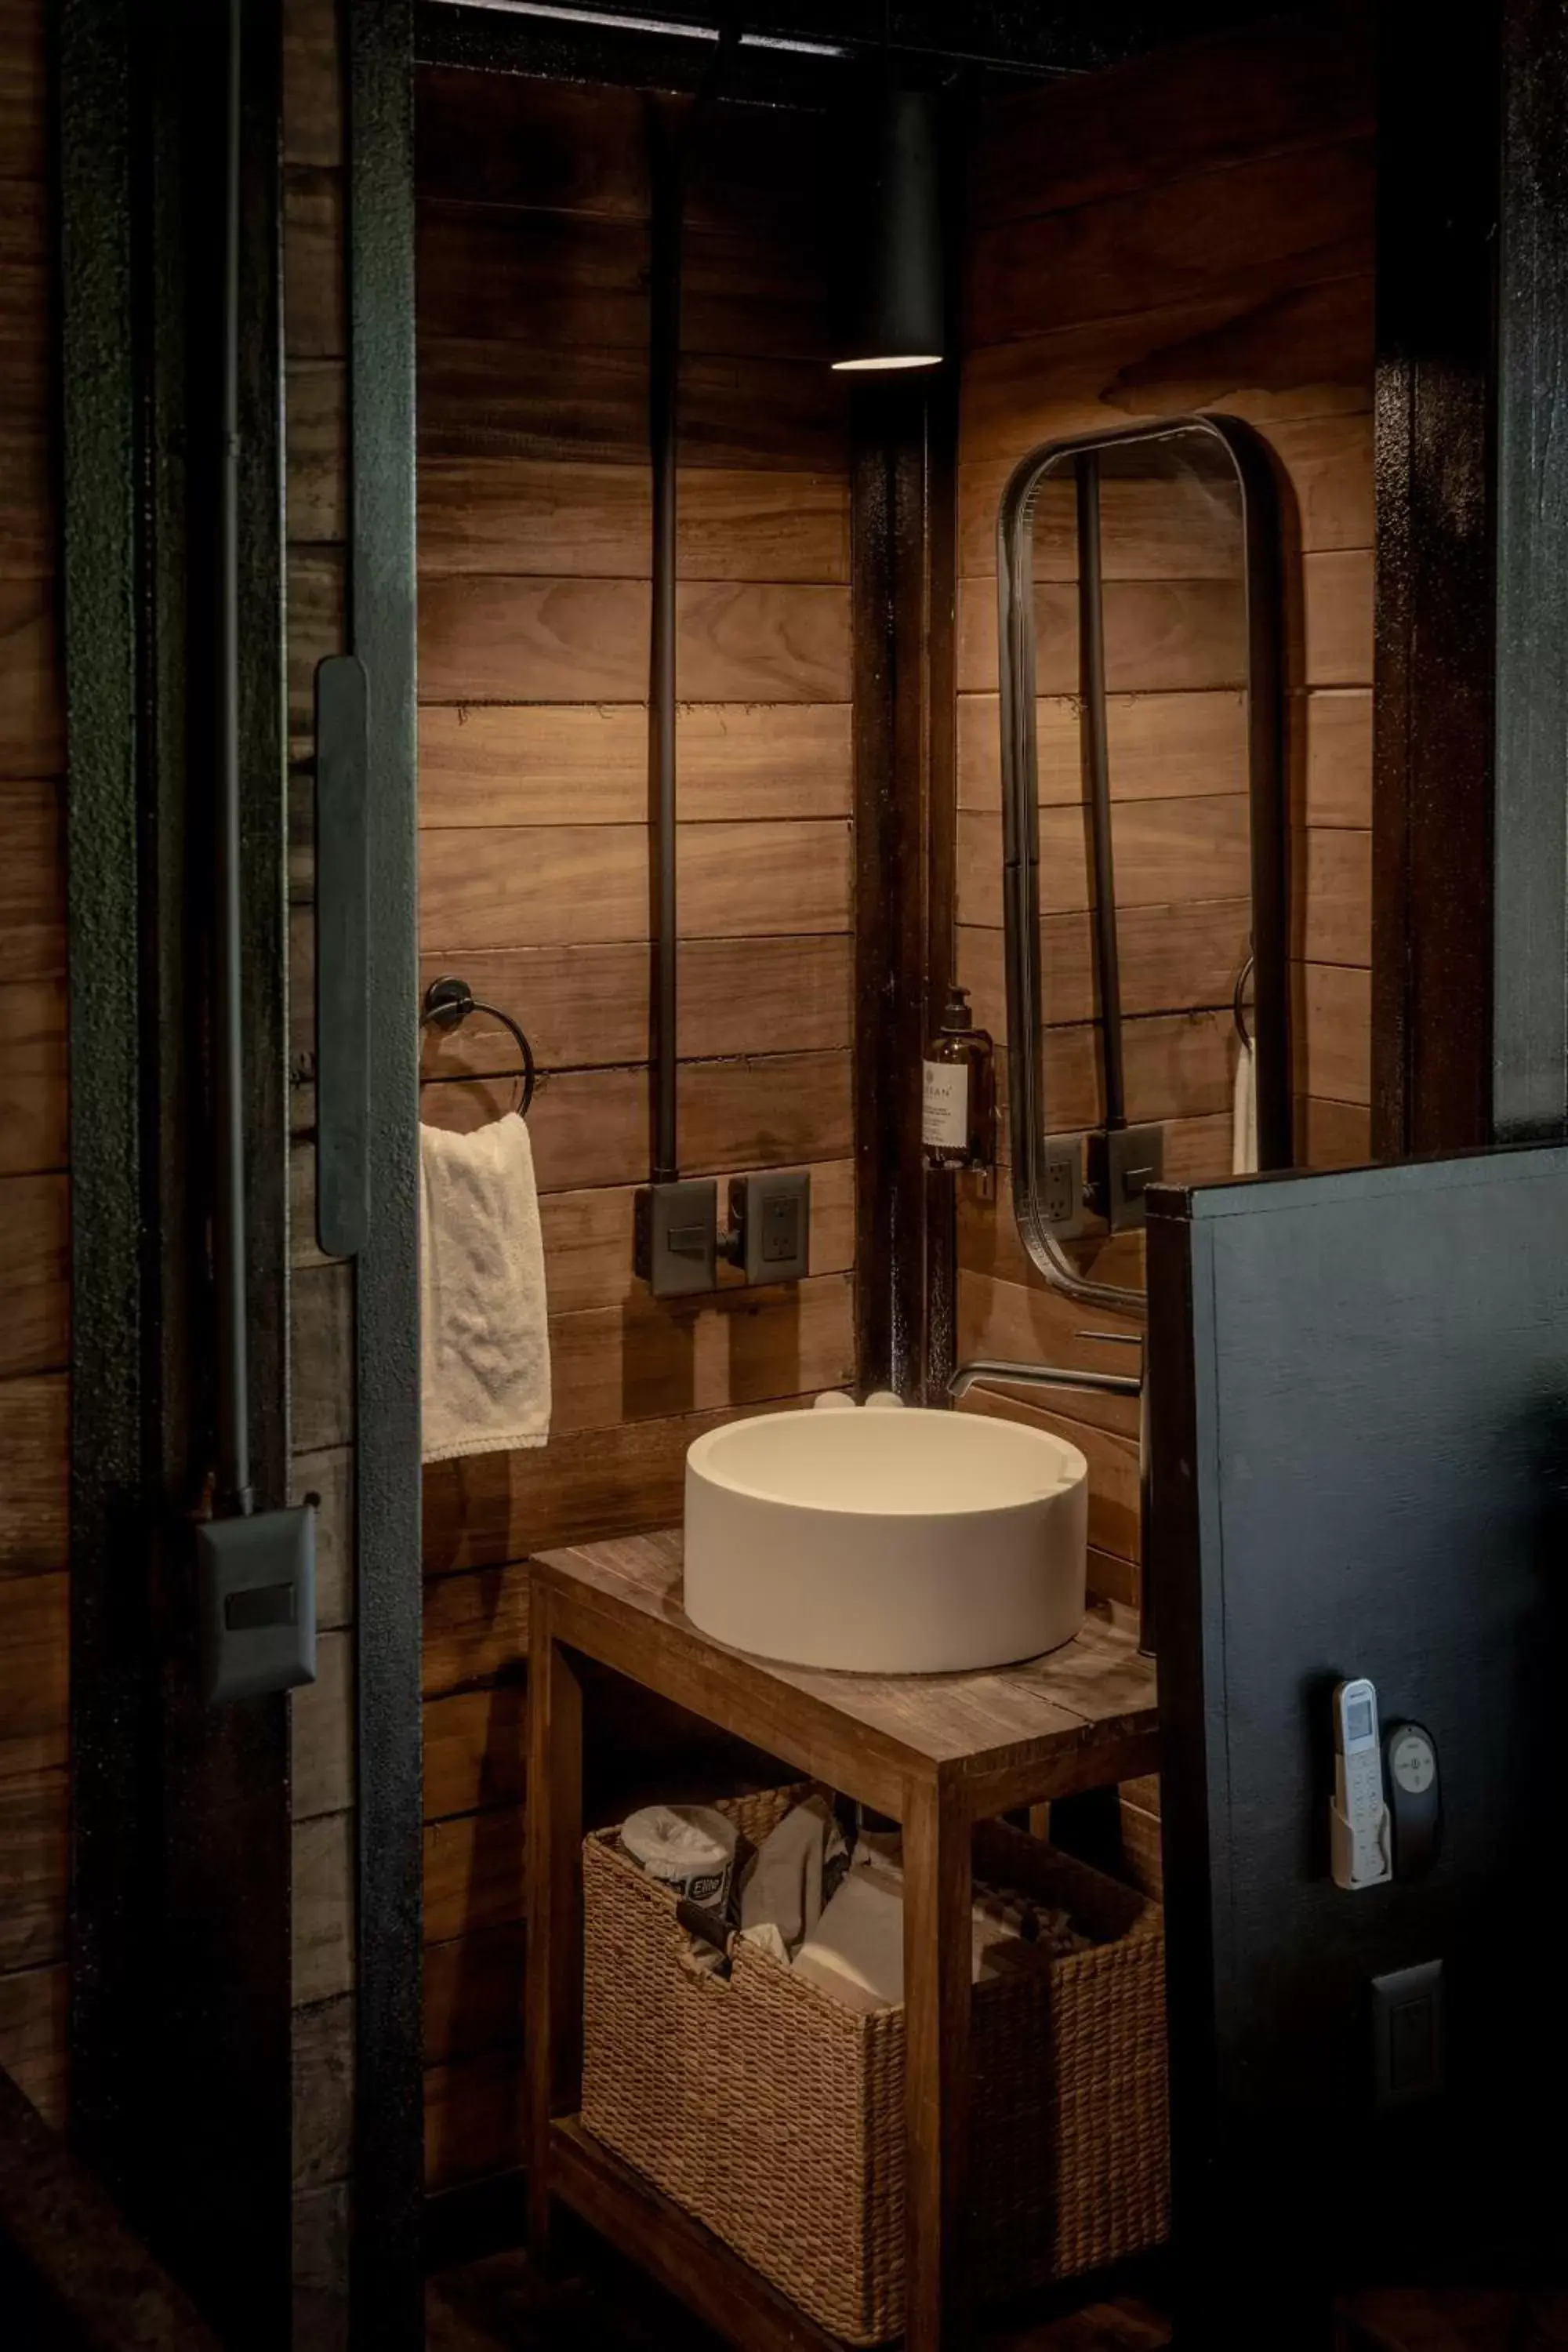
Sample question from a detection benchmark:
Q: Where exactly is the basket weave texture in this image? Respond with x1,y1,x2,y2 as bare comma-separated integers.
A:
581,1785,1169,2344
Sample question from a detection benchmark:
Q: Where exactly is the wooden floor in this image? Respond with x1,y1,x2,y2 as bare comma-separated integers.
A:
1336,2292,1568,2350
426,2249,1171,2351
426,2251,1568,2350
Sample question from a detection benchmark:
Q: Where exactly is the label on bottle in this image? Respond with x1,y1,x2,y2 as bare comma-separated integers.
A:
922,1060,968,1151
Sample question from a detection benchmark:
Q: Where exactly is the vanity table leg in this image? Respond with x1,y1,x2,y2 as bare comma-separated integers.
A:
901,1774,973,2352
525,1591,583,2265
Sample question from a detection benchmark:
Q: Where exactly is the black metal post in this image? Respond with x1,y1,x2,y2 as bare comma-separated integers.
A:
214,0,251,1514
1494,0,1566,1143
648,98,681,1186
1373,0,1498,1158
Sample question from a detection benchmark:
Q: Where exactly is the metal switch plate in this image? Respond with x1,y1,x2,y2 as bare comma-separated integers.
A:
1087,1121,1165,1232
198,1502,318,1705
728,1170,811,1286
635,1178,717,1297
1370,1958,1445,2111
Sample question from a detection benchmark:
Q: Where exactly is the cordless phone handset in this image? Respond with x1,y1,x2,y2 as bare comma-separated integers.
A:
1330,1675,1391,1889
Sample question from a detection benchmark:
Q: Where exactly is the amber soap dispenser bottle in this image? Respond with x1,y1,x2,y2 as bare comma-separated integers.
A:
922,982,996,1174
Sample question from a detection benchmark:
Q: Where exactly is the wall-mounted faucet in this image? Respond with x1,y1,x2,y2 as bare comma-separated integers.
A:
948,1356,1138,1405
949,1338,1153,1655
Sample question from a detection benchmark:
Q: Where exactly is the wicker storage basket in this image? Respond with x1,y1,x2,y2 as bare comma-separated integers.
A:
581,1786,1169,2345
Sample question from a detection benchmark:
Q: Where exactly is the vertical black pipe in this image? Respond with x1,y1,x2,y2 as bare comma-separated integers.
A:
648,101,681,1185
1076,452,1126,1134
213,0,251,1513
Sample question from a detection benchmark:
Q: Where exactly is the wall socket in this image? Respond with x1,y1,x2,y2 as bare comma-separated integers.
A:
1042,1134,1085,1236
723,1171,811,1285
634,1171,812,1295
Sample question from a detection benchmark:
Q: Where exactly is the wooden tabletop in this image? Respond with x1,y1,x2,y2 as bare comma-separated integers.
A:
531,1529,1159,1820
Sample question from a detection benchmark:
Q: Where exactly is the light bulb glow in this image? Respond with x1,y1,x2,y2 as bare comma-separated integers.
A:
830,354,943,372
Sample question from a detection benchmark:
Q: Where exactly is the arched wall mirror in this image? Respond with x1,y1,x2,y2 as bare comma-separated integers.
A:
995,414,1291,1313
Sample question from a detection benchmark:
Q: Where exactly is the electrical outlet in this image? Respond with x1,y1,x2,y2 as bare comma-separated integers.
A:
1086,1122,1164,1232
723,1170,811,1286
1042,1133,1085,1236
634,1179,717,1298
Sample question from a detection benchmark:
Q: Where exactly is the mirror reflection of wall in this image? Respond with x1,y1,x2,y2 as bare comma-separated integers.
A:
1033,434,1254,1226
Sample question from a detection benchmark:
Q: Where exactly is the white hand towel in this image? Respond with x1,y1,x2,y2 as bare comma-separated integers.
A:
739,1794,847,1957
419,1112,550,1462
1231,1037,1258,1176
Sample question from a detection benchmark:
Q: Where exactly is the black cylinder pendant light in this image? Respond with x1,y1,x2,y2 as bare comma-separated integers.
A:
830,77,945,372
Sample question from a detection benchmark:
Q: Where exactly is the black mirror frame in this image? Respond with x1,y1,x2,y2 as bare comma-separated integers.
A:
996,412,1291,1307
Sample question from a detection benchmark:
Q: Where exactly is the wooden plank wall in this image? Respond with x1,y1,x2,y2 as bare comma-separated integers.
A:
0,0,70,2138
953,7,1377,1707
413,72,854,2194
281,2,357,2343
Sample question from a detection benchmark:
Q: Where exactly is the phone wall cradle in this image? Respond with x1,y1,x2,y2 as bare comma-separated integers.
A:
1330,1793,1391,1889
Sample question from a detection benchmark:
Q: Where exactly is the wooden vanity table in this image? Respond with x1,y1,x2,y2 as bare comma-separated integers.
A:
525,1530,1160,2352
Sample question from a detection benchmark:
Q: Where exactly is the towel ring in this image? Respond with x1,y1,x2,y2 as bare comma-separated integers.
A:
1232,953,1254,1051
419,975,537,1118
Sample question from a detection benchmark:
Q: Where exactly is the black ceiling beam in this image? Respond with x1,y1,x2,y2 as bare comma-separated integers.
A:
414,0,1283,94
415,2,843,100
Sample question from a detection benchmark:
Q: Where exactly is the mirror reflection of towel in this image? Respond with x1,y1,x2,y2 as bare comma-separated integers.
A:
1232,1037,1258,1176
419,1112,550,1461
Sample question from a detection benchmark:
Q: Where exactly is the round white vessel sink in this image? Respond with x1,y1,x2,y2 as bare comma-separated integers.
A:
683,1405,1088,1675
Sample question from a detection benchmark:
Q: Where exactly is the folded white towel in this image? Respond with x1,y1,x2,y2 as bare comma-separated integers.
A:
1231,1036,1258,1176
790,1846,1075,2012
793,1858,907,2010
419,1112,550,1462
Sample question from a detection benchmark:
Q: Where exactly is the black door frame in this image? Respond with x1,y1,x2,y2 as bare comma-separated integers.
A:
59,2,293,2343
1371,4,1499,1160
343,4,424,2343
250,5,1568,2343
1373,0,1568,1156
1492,0,1568,1144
